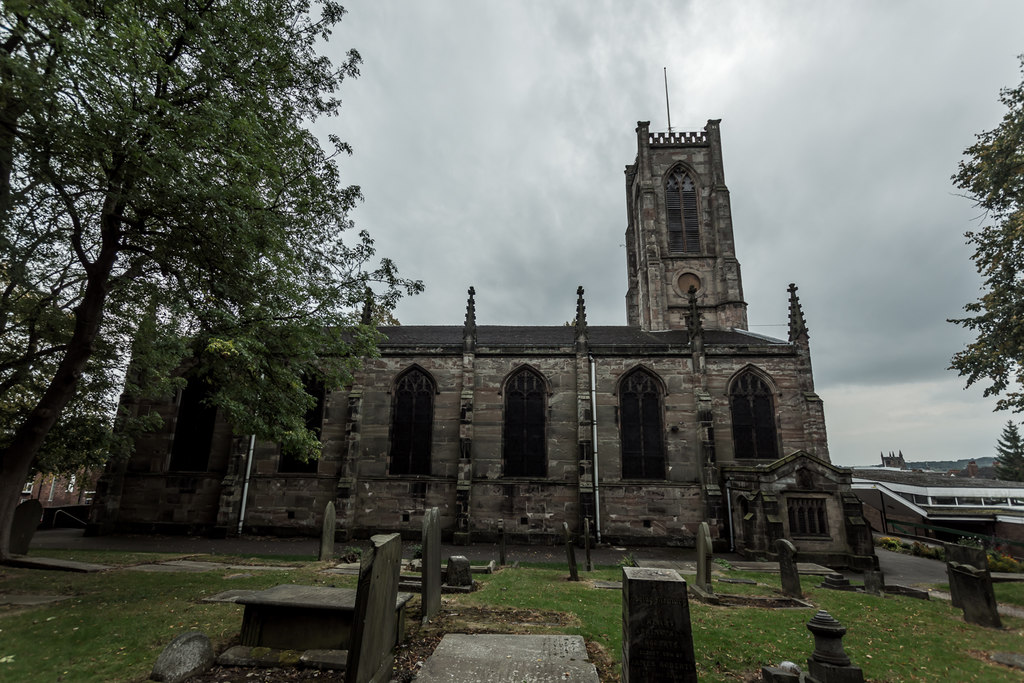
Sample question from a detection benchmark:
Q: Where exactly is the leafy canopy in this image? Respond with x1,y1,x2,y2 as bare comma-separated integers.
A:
950,56,1024,412
0,0,420,477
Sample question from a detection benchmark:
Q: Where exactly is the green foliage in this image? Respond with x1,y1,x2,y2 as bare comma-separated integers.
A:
910,541,945,561
0,0,421,516
617,552,636,567
875,536,906,552
994,420,1024,481
949,56,1024,412
987,550,1023,573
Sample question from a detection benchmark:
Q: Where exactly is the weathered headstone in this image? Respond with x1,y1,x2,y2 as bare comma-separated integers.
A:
498,518,506,566
944,543,989,609
862,570,885,596
346,533,402,683
10,499,42,555
421,507,441,623
445,555,472,587
776,538,802,599
563,521,579,581
584,517,592,572
948,562,1002,628
319,501,336,561
150,630,214,683
695,521,713,593
621,566,697,682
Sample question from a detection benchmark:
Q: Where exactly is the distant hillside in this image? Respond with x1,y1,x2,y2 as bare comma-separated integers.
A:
904,457,996,471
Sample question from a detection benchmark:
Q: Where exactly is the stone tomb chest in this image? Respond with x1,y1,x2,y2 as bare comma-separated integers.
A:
237,584,413,651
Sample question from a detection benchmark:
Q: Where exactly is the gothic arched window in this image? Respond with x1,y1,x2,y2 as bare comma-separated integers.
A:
666,169,700,253
620,368,666,479
503,368,547,477
169,377,216,472
279,376,325,473
730,371,778,460
389,368,435,475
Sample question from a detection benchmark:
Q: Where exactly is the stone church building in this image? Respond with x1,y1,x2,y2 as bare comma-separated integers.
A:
92,120,875,568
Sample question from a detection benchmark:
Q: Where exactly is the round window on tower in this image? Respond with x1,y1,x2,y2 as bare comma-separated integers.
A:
677,273,701,295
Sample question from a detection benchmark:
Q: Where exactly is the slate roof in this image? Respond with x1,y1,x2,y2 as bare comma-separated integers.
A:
852,468,1024,491
376,325,788,349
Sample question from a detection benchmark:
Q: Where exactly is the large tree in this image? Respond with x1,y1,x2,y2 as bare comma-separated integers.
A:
994,421,1024,481
950,56,1024,412
0,1,419,558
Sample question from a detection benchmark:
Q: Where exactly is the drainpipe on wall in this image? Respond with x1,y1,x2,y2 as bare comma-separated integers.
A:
725,479,735,552
589,354,602,544
237,434,256,535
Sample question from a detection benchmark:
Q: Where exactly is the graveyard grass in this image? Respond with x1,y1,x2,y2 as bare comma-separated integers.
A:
1,551,1023,682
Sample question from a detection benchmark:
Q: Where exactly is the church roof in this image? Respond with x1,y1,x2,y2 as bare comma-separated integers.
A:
377,325,788,349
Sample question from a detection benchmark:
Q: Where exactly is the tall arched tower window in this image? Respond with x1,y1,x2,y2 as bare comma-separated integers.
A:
503,367,547,477
730,371,778,460
169,377,216,472
389,367,435,475
666,169,700,253
619,368,666,479
279,375,325,473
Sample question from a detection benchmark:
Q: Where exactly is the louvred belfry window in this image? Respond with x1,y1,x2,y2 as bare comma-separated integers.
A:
503,368,547,477
620,369,666,479
666,170,700,253
730,371,778,460
389,368,434,475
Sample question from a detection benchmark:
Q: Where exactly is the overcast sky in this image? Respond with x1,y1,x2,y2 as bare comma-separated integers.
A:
313,1,1024,467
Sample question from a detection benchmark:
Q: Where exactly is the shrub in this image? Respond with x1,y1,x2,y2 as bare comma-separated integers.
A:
910,541,944,561
988,551,1023,573
876,536,904,552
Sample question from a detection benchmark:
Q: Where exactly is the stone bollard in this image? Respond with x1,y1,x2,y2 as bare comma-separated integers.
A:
805,610,864,683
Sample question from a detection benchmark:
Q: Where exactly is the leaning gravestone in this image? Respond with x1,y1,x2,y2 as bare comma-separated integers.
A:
150,630,214,683
563,521,579,581
622,566,697,682
10,499,43,555
944,543,989,609
695,521,713,593
776,538,802,599
346,533,402,683
421,507,441,623
445,555,472,588
947,559,1002,629
319,501,336,561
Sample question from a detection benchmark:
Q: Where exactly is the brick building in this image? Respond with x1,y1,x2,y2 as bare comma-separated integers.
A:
91,120,875,568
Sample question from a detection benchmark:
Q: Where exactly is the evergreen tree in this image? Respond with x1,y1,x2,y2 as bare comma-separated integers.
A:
994,421,1024,481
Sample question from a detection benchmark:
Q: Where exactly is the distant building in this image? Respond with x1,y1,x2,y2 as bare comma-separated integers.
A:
92,119,875,568
852,468,1024,548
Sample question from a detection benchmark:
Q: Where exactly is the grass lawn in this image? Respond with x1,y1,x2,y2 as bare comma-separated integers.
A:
1,550,1022,681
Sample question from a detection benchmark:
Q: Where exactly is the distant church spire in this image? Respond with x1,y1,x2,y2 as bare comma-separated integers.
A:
574,286,588,352
463,286,477,350
787,283,808,344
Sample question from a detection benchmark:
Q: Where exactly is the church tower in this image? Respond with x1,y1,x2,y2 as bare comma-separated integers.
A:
624,120,747,331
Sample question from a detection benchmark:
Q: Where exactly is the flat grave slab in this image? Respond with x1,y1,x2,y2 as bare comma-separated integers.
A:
3,556,110,573
729,561,834,575
415,634,599,682
202,589,260,604
127,560,290,573
634,559,698,573
236,584,412,651
0,593,68,606
592,580,622,590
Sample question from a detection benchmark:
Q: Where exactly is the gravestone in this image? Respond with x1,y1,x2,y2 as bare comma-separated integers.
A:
944,543,989,609
948,562,1002,628
563,521,579,581
445,555,472,587
319,501,336,561
862,570,884,596
805,610,864,683
421,507,441,623
498,518,506,566
776,538,802,599
10,499,42,555
346,533,402,683
151,630,214,683
584,517,592,572
695,521,713,593
621,566,697,682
